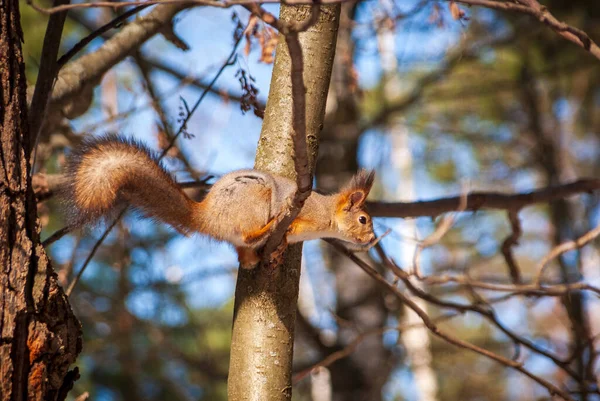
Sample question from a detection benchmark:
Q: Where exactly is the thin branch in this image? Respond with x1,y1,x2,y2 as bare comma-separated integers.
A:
376,244,585,383
452,0,600,61
367,178,600,218
536,222,600,286
65,208,124,296
144,56,256,106
48,37,241,296
500,209,523,284
29,0,71,160
419,273,600,298
29,0,338,14
330,241,575,401
159,35,241,158
412,187,468,277
57,4,152,68
42,226,73,247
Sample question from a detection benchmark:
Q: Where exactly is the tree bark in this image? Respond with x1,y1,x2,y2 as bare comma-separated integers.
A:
0,1,82,400
227,4,340,401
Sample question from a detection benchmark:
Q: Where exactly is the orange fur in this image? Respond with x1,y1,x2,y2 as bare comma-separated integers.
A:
243,217,276,244
236,247,260,269
288,218,317,237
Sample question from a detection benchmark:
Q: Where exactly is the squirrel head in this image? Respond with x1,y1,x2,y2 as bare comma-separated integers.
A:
334,170,376,245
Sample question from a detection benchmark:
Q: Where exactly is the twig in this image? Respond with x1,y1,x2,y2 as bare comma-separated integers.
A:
377,244,583,382
536,223,600,286
29,0,337,14
330,241,575,401
42,225,74,247
412,186,468,277
58,35,241,294
159,34,241,158
65,208,125,296
57,4,152,68
418,274,600,298
452,0,600,61
500,209,523,284
293,312,459,384
29,0,71,164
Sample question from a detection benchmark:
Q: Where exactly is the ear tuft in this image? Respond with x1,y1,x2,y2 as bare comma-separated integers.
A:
343,169,375,197
339,170,375,210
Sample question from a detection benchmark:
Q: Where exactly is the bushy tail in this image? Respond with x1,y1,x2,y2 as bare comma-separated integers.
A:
61,134,198,234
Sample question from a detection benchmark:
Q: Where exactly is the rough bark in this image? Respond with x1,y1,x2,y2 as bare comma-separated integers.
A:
0,1,82,400
227,4,340,401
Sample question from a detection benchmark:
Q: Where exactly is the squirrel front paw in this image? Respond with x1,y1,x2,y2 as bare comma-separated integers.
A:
267,237,288,269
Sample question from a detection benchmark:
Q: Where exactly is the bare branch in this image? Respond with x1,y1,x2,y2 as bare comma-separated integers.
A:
49,2,191,122
536,222,600,286
29,0,337,14
331,242,576,401
413,188,468,277
44,38,240,289
501,209,523,284
452,0,600,61
57,4,152,67
367,178,600,218
29,0,71,158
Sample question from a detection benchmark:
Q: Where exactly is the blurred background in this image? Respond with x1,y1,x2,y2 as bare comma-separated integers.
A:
25,0,600,400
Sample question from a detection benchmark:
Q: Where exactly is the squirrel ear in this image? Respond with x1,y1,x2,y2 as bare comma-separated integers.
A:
340,170,375,211
348,190,367,210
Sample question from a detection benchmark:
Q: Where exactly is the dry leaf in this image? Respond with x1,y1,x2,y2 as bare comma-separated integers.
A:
258,28,278,64
243,15,259,56
449,1,465,20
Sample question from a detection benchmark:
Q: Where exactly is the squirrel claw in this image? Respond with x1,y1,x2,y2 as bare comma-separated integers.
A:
267,237,288,268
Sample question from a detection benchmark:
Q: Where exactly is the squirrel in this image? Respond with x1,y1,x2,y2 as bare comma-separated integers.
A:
60,134,376,268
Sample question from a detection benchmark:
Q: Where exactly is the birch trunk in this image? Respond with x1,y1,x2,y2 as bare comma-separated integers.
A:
227,4,340,401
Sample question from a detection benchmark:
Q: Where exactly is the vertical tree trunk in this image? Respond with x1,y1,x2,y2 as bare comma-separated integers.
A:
0,1,82,400
227,5,340,401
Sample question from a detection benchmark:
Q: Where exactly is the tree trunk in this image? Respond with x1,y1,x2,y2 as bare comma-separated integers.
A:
0,1,82,400
227,4,340,401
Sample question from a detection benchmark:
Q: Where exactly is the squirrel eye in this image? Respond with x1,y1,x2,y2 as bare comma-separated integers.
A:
358,216,367,224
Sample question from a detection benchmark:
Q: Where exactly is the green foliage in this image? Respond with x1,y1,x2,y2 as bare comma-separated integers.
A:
21,2,78,80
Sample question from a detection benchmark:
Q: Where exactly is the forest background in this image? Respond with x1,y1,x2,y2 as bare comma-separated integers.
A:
12,0,600,400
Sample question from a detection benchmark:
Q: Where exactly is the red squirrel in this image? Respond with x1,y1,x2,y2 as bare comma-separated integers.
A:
61,135,376,268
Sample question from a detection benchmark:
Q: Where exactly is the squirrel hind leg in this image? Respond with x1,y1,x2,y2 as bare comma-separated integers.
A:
236,247,261,269
242,217,276,246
